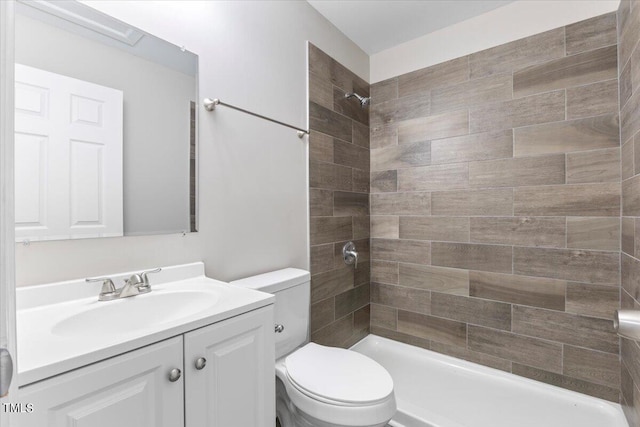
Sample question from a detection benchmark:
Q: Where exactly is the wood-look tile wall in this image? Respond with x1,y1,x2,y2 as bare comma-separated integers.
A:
190,101,197,232
369,13,622,402
308,44,371,348
619,1,640,426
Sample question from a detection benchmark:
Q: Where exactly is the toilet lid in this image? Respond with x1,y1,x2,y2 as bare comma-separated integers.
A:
285,343,394,405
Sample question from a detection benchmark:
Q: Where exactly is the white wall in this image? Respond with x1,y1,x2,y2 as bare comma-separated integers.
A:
0,0,18,409
371,0,620,83
15,14,194,236
15,0,369,286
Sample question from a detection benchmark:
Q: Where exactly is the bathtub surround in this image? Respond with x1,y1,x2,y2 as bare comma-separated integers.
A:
619,1,640,425
305,13,629,404
367,13,622,402
308,44,371,347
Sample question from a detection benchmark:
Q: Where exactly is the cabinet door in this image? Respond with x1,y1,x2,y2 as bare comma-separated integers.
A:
185,306,275,427
16,337,184,427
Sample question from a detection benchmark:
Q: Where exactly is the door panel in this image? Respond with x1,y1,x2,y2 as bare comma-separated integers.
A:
70,139,104,227
70,94,103,126
14,133,47,227
15,81,48,118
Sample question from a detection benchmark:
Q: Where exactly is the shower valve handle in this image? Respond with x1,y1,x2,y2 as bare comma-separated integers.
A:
342,242,359,269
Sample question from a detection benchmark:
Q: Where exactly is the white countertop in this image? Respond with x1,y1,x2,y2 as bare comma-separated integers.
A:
16,262,274,386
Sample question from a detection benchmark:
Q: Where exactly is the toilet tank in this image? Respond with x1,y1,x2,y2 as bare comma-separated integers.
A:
230,268,310,359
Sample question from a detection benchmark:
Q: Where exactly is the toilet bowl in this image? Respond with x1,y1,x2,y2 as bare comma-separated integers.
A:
276,343,395,427
231,269,396,427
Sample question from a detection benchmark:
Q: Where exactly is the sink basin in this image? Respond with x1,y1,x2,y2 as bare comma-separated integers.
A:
51,290,220,337
17,262,275,387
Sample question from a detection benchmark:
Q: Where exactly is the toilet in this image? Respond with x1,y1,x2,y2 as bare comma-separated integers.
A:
231,268,396,427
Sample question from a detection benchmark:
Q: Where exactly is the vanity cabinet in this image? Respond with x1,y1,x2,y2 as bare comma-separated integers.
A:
17,337,184,427
17,306,274,427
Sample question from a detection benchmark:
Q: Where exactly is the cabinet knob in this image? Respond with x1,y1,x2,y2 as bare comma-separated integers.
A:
195,357,207,370
275,324,284,333
168,368,182,382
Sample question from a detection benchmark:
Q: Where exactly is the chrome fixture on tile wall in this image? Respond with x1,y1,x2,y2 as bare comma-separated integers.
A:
614,310,640,341
342,242,359,269
344,92,371,108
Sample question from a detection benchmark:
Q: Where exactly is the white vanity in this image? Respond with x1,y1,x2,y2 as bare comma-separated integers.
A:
14,262,275,427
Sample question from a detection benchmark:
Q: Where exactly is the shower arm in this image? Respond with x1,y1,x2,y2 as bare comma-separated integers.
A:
344,92,371,108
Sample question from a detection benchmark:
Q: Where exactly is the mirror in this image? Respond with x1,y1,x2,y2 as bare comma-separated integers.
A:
14,0,198,242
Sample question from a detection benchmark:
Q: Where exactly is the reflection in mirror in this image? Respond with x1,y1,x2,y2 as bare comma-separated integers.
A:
14,0,198,242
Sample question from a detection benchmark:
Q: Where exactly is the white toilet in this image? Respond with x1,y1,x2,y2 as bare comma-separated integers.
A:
231,268,396,427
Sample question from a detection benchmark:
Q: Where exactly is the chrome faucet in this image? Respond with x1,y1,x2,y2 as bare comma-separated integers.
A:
86,268,162,301
342,242,359,269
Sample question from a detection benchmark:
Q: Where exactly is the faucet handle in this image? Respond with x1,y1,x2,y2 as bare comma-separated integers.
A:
120,274,144,298
342,242,359,269
140,268,162,287
85,277,117,299
126,274,144,286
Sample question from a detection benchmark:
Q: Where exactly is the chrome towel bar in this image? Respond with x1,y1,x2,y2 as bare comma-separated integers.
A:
203,98,309,138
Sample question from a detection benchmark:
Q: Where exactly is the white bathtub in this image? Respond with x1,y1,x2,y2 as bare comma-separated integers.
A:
351,335,628,427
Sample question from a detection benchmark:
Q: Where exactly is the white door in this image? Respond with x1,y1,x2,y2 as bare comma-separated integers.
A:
14,64,123,241
184,307,275,427
16,337,184,427
1,1,17,425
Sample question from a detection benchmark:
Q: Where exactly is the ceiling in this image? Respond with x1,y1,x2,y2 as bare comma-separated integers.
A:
307,0,515,54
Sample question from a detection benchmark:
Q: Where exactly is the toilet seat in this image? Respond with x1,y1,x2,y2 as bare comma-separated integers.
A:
276,343,396,427
285,343,394,405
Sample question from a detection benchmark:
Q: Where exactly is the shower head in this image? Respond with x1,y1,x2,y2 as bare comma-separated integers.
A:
345,92,371,108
